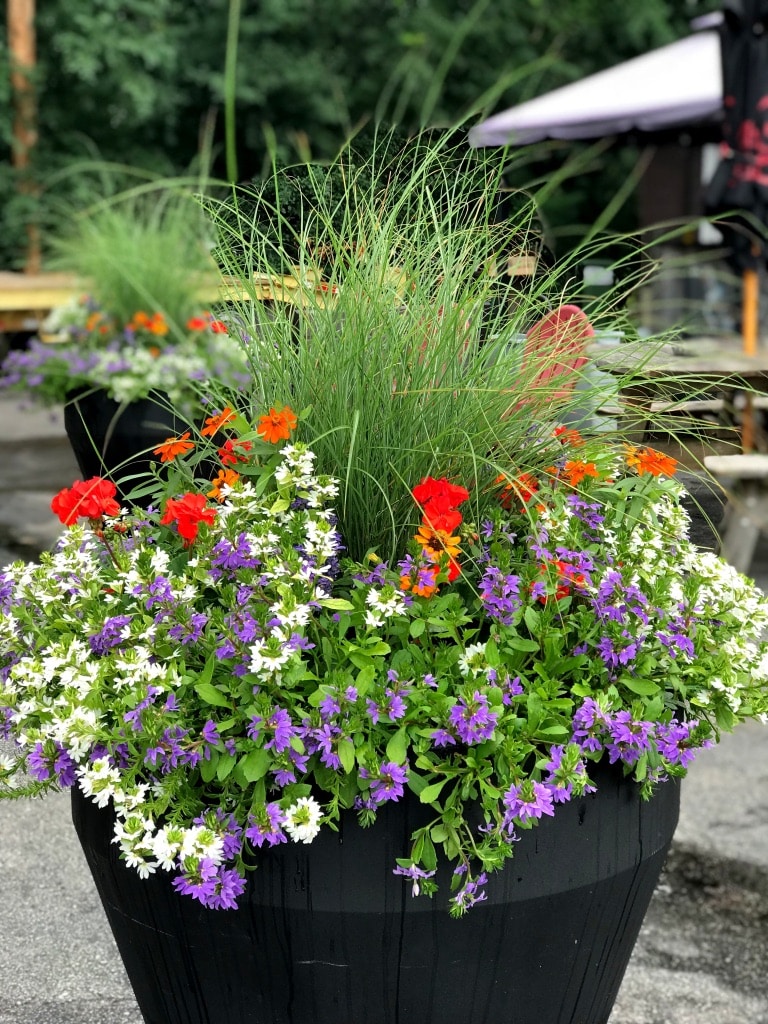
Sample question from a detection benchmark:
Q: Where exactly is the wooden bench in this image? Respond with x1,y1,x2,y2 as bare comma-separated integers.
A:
703,454,768,574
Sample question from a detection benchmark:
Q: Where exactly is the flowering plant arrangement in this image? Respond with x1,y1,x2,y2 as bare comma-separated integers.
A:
0,296,249,408
2,402,768,915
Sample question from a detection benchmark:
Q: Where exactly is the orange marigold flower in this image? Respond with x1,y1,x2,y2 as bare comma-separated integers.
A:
202,406,237,437
625,445,678,477
209,319,228,334
562,460,599,487
186,315,209,331
208,468,240,501
130,311,151,329
256,405,298,443
153,431,195,463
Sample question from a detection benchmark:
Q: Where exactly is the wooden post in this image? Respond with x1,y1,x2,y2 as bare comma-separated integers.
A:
8,0,40,274
741,263,760,451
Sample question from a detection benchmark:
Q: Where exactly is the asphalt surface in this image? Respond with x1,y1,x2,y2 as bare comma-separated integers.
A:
0,394,767,1024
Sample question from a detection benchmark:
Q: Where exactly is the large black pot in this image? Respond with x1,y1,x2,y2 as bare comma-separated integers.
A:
63,389,189,504
71,761,680,1024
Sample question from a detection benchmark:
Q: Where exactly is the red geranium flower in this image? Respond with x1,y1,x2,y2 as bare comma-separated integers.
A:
51,478,121,525
160,493,217,545
412,476,469,510
218,438,253,466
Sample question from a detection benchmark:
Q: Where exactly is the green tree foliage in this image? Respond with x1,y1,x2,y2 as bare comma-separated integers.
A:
0,0,721,267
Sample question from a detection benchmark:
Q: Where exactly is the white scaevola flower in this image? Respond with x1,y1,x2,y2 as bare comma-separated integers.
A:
284,796,322,844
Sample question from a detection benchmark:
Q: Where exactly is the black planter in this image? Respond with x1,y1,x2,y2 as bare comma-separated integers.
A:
63,389,189,504
71,761,680,1024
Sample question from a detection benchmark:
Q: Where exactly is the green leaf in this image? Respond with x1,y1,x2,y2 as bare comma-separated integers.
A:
419,779,448,804
506,636,540,652
338,738,356,774
421,834,437,872
430,824,448,843
195,682,231,708
409,618,426,638
621,677,661,697
199,750,219,782
216,753,236,782
386,727,409,764
318,597,355,611
240,748,271,783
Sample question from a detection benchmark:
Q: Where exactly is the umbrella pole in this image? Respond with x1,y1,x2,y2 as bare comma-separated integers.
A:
741,266,759,451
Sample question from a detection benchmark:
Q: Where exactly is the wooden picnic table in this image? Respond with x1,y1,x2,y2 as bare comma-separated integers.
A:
592,337,768,448
0,269,343,334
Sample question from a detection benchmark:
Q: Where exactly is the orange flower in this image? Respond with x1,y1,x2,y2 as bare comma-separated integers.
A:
414,522,462,562
553,426,584,447
399,563,440,598
186,315,209,331
256,405,298,443
495,471,538,509
208,468,240,501
148,312,169,336
202,407,236,437
209,319,228,334
131,311,151,328
562,460,599,487
153,431,195,463
625,445,678,478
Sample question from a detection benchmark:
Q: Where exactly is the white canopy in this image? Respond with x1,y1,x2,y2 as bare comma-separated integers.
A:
468,30,723,147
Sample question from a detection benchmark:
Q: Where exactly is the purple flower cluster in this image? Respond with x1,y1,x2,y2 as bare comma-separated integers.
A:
572,698,703,770
360,761,408,804
446,691,498,745
144,726,201,773
172,859,247,910
88,615,133,656
26,741,77,787
479,566,522,625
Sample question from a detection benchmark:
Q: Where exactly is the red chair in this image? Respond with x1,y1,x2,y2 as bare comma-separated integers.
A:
521,304,594,403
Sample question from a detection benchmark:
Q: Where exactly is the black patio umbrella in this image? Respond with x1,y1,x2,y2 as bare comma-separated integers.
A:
705,0,768,353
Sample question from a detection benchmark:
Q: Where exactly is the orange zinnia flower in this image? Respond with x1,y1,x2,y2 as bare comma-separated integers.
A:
202,407,237,437
562,460,599,487
495,471,538,509
625,445,678,478
256,405,298,443
553,426,584,447
147,312,169,336
153,431,195,463
208,468,240,501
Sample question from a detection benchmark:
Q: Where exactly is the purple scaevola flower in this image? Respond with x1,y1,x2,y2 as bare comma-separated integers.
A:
448,691,498,745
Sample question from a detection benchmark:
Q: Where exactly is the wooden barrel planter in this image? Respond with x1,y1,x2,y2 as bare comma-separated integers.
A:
71,759,680,1024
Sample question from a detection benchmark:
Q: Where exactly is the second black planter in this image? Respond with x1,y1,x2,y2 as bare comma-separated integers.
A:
63,389,188,503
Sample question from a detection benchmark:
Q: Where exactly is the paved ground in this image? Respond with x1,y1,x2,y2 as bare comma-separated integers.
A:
1,394,767,1024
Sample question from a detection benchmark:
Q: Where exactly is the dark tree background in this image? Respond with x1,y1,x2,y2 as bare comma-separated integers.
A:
0,0,721,267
